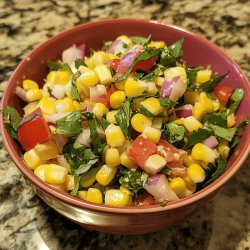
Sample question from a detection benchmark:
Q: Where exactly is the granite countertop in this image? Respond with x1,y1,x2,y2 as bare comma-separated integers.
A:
0,0,250,249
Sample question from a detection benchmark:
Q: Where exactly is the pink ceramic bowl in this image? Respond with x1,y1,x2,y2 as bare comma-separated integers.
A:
1,19,250,234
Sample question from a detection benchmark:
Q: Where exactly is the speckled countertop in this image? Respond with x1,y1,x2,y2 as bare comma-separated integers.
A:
0,0,250,249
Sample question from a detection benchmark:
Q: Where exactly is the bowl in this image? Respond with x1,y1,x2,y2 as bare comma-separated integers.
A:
1,19,250,235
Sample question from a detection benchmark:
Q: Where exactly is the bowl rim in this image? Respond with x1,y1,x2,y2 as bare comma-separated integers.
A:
1,18,250,214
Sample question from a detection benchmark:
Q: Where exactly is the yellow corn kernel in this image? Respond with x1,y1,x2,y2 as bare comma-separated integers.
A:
169,177,187,195
184,90,200,105
77,70,99,87
82,98,95,110
152,117,163,129
116,140,131,154
199,92,214,113
92,51,109,66
80,167,100,188
212,98,220,111
92,102,108,119
148,41,165,48
84,57,95,69
183,175,196,192
64,175,75,191
26,88,42,102
23,79,39,90
142,126,162,144
96,164,117,186
78,65,91,74
147,82,158,95
39,97,57,115
164,66,187,84
34,139,59,161
125,78,147,97
86,188,103,204
153,76,165,87
56,97,75,113
173,118,184,124
47,71,72,85
183,116,203,133
78,190,87,200
120,185,133,196
23,149,45,170
227,111,235,128
131,113,152,133
191,143,218,163
187,163,205,183
94,65,113,85
193,102,207,121
73,100,82,110
34,164,47,181
105,124,125,147
117,35,132,46
106,110,118,124
140,97,163,116
114,79,126,90
105,189,131,206
183,155,200,167
44,164,68,185
23,101,39,115
196,69,212,84
144,154,167,175
101,144,110,161
110,91,126,109
120,151,137,168
131,97,145,112
105,148,120,167
218,140,230,160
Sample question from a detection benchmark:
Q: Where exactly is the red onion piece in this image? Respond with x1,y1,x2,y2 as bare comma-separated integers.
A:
51,84,65,100
76,128,91,147
56,155,69,168
145,174,179,202
89,85,108,106
15,86,28,102
175,104,193,118
53,135,68,154
45,112,70,124
62,44,85,66
202,136,219,148
106,39,124,54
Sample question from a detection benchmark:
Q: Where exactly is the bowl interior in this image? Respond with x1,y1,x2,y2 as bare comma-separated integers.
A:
1,19,250,212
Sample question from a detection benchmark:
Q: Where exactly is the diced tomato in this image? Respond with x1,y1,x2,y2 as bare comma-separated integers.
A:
128,135,157,168
18,108,51,151
214,85,232,103
134,192,155,206
106,87,114,108
169,167,187,178
109,59,120,71
132,57,157,73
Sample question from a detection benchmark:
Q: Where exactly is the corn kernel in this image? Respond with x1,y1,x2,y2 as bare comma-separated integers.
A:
23,79,39,90
114,79,126,90
196,69,212,84
148,41,165,48
94,65,113,85
84,57,95,69
191,143,218,163
80,167,100,188
92,102,108,119
152,117,163,129
110,91,126,109
218,140,230,160
131,97,146,112
23,101,39,115
105,124,125,147
26,88,42,102
169,177,187,195
183,175,196,192
117,35,133,46
142,126,162,144
183,116,203,133
23,149,45,170
101,144,110,162
78,190,87,200
193,102,207,121
106,110,118,124
140,97,163,116
64,175,75,191
34,139,59,161
82,98,95,110
147,82,158,95
105,148,120,167
86,188,103,204
105,189,131,206
44,164,68,185
187,163,205,183
125,78,147,97
92,51,109,66
56,97,75,113
34,164,47,181
73,100,82,110
144,154,166,175
39,97,57,115
77,70,99,87
212,98,220,111
199,92,214,113
96,164,117,186
164,66,187,84
131,113,152,133
153,76,165,87
49,71,72,85
184,91,200,105
183,155,200,167
227,111,235,128
120,151,137,168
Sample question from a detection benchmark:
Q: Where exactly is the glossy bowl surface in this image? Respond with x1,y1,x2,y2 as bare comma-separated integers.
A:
1,19,250,234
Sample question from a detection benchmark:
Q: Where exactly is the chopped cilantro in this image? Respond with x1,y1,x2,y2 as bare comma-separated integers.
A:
130,35,151,46
70,71,81,102
202,110,227,127
163,122,186,144
186,67,201,91
75,59,86,69
160,98,178,109
229,88,244,115
185,128,212,149
47,60,72,73
139,105,154,117
159,199,168,207
209,124,236,142
102,40,112,51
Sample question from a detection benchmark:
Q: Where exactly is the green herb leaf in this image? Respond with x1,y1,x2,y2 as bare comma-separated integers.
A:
97,118,110,131
139,105,154,117
202,110,227,127
159,199,168,207
160,98,178,108
133,72,145,80
47,60,72,73
163,122,186,144
141,64,164,81
185,128,212,149
102,40,112,51
160,38,183,67
186,67,201,91
209,124,236,142
70,175,80,196
3,105,22,140
199,72,228,92
130,35,151,46
119,168,149,194
70,71,81,102
75,59,86,69
19,113,38,127
229,88,244,115
230,118,249,148
56,111,82,136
